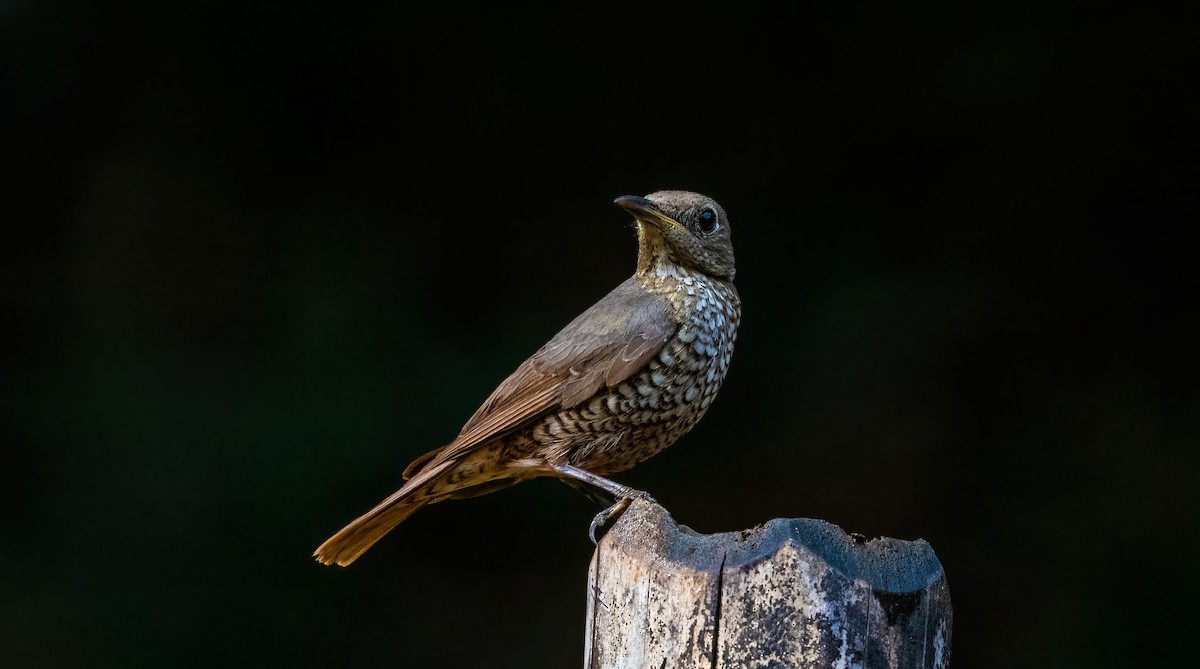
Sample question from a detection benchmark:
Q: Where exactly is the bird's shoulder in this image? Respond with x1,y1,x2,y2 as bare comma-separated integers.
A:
474,277,677,419
402,278,678,479
529,277,678,373
460,279,668,431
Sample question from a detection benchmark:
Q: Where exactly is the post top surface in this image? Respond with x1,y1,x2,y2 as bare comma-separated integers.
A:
605,500,945,594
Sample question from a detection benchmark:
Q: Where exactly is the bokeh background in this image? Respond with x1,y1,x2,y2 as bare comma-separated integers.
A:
3,1,1195,667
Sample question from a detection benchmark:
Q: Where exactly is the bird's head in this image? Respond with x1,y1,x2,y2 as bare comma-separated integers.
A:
615,190,736,281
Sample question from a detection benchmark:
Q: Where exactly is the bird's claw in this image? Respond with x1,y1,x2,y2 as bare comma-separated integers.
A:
588,490,657,544
589,497,631,544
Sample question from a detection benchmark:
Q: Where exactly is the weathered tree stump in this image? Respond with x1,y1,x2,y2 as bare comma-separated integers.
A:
584,500,951,668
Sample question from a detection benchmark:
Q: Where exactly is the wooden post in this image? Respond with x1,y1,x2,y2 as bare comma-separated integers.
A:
584,500,952,669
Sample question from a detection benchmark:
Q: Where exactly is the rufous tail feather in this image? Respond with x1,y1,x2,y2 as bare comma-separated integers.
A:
313,460,453,566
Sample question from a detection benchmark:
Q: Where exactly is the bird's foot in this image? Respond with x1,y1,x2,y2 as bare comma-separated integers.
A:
587,489,656,544
589,497,629,544
551,464,657,543
624,488,657,505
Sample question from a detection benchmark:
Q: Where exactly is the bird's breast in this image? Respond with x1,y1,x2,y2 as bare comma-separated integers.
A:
664,272,740,407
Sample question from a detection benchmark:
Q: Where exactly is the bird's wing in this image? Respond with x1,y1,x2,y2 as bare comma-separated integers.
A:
402,278,675,479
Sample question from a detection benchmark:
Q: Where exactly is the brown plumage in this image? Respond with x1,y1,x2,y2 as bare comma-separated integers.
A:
314,190,740,566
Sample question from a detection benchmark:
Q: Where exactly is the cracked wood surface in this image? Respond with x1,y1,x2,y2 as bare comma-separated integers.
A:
584,500,952,669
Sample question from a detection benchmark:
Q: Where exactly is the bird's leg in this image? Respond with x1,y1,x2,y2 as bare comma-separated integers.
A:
559,478,625,543
552,464,656,543
552,463,651,499
560,478,617,508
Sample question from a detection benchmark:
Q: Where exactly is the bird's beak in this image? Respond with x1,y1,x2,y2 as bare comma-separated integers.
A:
614,195,681,230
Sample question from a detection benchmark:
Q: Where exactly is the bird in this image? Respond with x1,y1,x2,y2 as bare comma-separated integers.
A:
314,190,740,566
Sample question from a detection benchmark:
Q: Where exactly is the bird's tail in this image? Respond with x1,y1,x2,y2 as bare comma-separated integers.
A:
313,460,455,567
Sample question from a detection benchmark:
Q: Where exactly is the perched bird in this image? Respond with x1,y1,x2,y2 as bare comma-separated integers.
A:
314,190,740,566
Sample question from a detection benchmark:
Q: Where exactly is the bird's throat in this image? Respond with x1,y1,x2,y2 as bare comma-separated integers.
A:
635,224,680,280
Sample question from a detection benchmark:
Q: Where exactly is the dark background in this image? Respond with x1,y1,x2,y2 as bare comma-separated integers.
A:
3,1,1195,666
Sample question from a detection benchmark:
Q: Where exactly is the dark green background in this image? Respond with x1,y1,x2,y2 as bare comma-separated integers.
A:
3,1,1194,666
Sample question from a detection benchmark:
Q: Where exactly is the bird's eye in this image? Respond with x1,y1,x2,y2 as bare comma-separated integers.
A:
697,208,718,234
